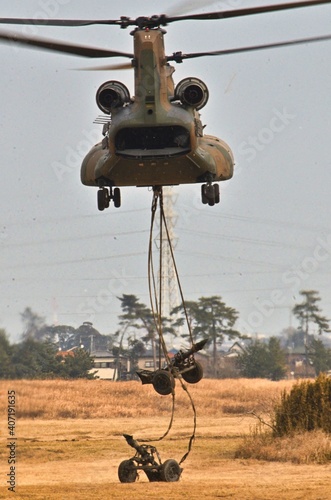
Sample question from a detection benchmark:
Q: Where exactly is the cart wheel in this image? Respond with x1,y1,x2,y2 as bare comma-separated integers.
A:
160,459,181,482
182,361,203,384
118,459,138,483
152,370,175,396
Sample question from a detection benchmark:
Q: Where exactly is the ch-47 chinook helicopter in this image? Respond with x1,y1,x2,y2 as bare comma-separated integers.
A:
0,1,330,210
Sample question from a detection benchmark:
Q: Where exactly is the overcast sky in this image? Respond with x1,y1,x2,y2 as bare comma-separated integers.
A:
0,0,331,343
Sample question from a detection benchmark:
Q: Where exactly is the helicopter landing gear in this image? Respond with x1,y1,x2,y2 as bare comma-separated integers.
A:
97,187,121,210
97,187,109,211
201,182,220,206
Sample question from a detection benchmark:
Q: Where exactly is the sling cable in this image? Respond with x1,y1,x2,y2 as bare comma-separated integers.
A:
136,186,208,465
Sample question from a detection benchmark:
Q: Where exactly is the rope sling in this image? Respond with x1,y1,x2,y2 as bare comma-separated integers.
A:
139,186,197,465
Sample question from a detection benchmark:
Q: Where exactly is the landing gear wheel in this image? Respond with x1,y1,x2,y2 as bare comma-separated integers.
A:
208,184,216,206
160,459,181,482
201,184,208,204
201,183,215,205
201,183,220,206
214,183,220,204
182,361,204,384
208,195,215,206
118,459,138,483
97,188,109,211
113,187,121,208
152,370,175,396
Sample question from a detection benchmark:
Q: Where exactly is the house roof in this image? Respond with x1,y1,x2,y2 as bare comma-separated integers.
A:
56,349,75,358
221,341,246,358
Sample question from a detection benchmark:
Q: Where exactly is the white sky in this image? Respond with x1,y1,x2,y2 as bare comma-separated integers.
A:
0,0,331,342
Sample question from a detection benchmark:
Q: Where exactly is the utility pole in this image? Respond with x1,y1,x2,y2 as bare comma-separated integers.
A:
154,187,179,319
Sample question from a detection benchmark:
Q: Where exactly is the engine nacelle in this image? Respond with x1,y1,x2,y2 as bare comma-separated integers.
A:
174,77,209,110
96,80,130,114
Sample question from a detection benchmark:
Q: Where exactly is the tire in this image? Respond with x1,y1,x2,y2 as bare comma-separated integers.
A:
213,183,220,204
182,361,203,384
160,459,181,482
152,370,175,396
97,189,106,211
118,459,138,483
113,187,121,208
201,184,208,204
204,184,215,206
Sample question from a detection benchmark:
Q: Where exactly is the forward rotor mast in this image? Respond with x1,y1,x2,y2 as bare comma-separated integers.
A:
131,27,174,112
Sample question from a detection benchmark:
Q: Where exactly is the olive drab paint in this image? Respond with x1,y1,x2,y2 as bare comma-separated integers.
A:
80,27,234,195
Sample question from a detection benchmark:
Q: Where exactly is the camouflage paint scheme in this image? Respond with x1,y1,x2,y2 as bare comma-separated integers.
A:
81,28,234,188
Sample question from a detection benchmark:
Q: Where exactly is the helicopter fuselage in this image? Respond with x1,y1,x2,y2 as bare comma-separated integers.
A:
80,27,234,191
1,1,329,208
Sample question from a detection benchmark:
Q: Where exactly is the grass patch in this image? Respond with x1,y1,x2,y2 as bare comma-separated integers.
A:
0,378,295,419
1,379,331,499
236,425,331,464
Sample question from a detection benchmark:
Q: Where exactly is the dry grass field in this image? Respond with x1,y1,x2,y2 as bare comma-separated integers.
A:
1,378,331,499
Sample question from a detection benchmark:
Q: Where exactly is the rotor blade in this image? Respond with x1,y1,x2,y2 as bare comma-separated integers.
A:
0,18,122,27
166,0,331,23
0,31,133,58
1,0,329,31
168,34,331,62
75,62,133,71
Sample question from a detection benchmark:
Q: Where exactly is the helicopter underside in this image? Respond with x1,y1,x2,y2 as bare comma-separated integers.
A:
81,134,234,188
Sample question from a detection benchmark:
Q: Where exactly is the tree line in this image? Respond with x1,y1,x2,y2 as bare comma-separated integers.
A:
0,332,94,380
1,289,331,380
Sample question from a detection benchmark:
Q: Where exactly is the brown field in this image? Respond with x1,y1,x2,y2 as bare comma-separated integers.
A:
1,378,331,500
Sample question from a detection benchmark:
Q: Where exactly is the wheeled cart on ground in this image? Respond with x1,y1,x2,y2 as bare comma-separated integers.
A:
118,434,182,483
